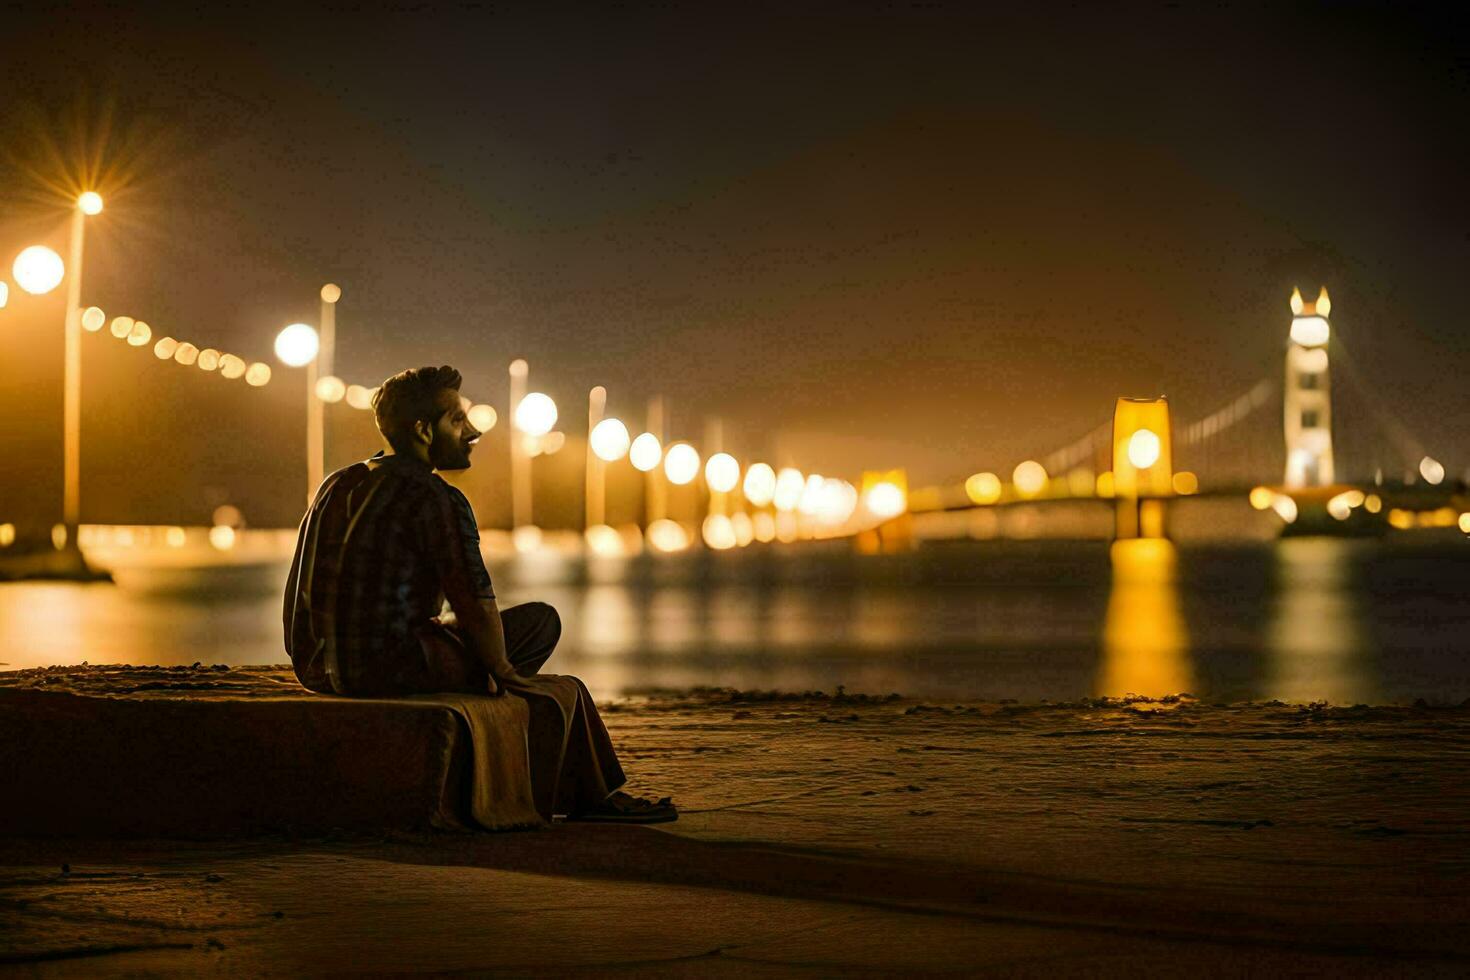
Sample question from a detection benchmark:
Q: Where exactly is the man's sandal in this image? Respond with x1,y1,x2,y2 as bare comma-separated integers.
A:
568,790,678,824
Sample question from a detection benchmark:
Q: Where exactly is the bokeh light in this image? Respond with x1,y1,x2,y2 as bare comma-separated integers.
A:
705,452,740,493
1420,456,1446,485
512,525,543,554
1290,316,1330,347
1171,471,1199,495
77,191,104,215
514,392,558,435
647,518,691,553
0,523,14,547
1271,495,1299,523
797,474,825,516
219,354,247,379
752,512,777,542
274,322,319,367
1012,460,1048,497
13,246,64,294
316,376,347,403
743,462,777,506
584,523,625,557
245,362,272,387
174,342,199,366
213,504,244,527
110,316,133,339
965,472,1002,505
126,321,151,346
468,404,498,432
208,525,237,550
629,432,663,471
345,384,375,410
731,512,755,546
702,514,737,550
540,431,566,455
773,467,805,511
197,348,221,371
320,283,342,303
663,443,701,485
81,306,106,332
590,418,631,461
0,281,8,309
1127,429,1161,469
1248,486,1274,511
864,480,907,518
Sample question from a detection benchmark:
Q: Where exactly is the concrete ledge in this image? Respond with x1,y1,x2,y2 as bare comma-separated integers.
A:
0,666,530,837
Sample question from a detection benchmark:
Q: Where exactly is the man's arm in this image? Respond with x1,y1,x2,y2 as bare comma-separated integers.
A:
422,485,528,691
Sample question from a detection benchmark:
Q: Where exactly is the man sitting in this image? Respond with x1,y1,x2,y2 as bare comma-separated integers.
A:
283,364,674,823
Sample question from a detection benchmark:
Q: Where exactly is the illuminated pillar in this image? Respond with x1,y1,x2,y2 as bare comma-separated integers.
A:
509,359,530,528
1112,397,1174,539
585,385,606,529
317,284,339,477
645,395,666,526
1283,286,1335,488
62,208,85,533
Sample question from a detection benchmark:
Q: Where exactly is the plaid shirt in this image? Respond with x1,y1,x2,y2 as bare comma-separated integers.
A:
283,451,495,695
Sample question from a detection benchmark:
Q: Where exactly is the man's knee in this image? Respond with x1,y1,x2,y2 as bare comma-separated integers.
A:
526,601,561,645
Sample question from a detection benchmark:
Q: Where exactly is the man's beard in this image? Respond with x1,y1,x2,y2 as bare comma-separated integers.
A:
430,439,474,471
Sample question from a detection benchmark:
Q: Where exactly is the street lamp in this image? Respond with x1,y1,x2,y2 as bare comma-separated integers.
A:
12,246,65,295
507,360,557,536
274,322,321,506
42,193,106,542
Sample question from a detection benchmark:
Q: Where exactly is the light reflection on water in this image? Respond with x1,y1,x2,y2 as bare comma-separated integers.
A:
2,540,1467,703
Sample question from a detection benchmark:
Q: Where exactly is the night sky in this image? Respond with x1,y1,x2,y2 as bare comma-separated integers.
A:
2,3,1467,528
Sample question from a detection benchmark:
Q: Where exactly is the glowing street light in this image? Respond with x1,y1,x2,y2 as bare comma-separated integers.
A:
274,321,323,505
773,467,805,511
316,376,347,403
664,443,700,486
965,472,1002,505
590,418,631,462
629,432,663,472
1012,460,1048,498
743,462,776,506
704,452,740,493
1126,429,1162,470
274,323,319,367
515,392,558,436
468,404,498,432
12,246,65,295
77,191,104,216
864,481,907,519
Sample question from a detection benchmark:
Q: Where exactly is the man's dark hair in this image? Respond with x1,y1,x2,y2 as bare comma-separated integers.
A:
372,365,463,452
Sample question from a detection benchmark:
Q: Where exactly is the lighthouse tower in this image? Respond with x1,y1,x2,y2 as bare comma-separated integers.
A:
1283,286,1335,487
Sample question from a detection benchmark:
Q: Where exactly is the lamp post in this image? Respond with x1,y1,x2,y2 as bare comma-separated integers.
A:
585,386,606,530
318,283,340,474
274,322,321,507
588,398,632,535
61,192,103,539
508,361,557,533
508,359,529,529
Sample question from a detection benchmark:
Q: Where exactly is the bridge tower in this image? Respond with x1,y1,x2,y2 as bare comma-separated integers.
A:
1283,286,1335,487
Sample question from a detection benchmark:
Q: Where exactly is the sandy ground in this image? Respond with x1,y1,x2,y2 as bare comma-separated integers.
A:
3,688,1469,976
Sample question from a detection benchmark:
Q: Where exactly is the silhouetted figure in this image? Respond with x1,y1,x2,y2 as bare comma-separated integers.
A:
284,365,674,823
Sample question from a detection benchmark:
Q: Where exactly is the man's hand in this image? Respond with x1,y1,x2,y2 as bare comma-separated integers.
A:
493,667,537,694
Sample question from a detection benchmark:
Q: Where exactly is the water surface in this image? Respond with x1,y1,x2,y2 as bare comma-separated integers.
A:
3,538,1468,703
